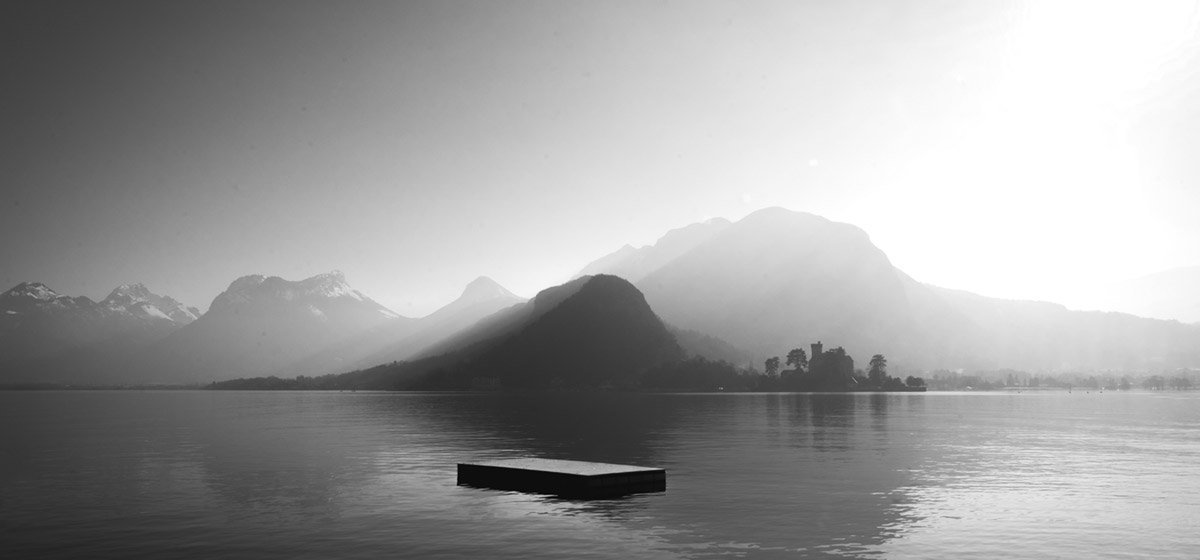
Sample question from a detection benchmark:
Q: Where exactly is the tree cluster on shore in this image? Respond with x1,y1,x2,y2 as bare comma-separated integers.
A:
757,348,925,392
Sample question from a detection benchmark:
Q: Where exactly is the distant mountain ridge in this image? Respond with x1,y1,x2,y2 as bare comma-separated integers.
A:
8,208,1199,386
577,207,1200,372
103,283,200,324
581,208,910,361
2,281,198,321
206,270,400,318
306,275,527,374
3,282,92,310
0,281,199,383
1,271,530,385
575,218,731,282
1082,266,1200,324
140,271,408,383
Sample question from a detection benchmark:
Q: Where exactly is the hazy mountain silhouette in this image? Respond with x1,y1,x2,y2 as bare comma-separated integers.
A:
924,286,1200,371
141,271,409,383
339,275,683,389
1082,266,1200,324
277,276,527,376
576,218,731,282
11,209,1199,386
350,276,526,368
411,275,592,361
667,325,752,365
617,208,913,361
578,207,1200,372
4,272,533,385
0,282,198,383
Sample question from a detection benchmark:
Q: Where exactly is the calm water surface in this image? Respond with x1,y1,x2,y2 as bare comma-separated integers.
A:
1,390,1197,559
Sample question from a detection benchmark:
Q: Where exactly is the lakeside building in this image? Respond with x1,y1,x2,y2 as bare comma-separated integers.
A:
807,341,856,390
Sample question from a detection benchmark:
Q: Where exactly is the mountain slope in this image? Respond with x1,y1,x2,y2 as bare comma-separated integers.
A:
1084,266,1200,324
411,275,591,361
925,286,1200,371
579,207,1200,372
632,207,914,361
357,276,526,366
296,276,527,374
576,218,731,283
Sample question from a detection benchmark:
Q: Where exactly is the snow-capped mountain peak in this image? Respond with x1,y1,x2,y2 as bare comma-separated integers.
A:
105,283,153,305
100,283,199,324
302,270,363,301
1,282,95,313
4,282,61,301
0,279,197,377
208,271,397,319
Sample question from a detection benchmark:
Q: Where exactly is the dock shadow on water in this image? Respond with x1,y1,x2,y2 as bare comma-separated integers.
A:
3,390,1198,558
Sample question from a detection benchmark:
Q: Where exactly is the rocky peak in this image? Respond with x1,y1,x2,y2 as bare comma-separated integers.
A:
104,283,153,305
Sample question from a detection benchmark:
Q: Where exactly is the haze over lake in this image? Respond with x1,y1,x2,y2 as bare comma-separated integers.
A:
3,0,1199,317
3,390,1198,559
3,1,1200,558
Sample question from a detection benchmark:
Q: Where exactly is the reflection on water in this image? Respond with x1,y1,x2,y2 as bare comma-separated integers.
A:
866,393,1200,559
1,391,1198,558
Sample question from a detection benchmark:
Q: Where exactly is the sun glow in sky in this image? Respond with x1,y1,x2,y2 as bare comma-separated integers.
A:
1,0,1198,316
850,0,1200,308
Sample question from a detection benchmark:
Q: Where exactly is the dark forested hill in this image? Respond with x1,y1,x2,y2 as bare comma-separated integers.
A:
333,275,684,390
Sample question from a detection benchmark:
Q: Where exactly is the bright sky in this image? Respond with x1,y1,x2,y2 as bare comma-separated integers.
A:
2,0,1198,317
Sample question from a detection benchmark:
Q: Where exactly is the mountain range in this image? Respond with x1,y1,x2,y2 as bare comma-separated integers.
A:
3,207,1198,386
0,270,527,385
1,282,198,383
138,271,405,383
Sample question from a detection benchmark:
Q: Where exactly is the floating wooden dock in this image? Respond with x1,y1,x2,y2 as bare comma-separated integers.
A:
457,458,666,498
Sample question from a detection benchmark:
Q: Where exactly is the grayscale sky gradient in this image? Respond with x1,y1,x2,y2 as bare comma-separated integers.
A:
3,0,1199,316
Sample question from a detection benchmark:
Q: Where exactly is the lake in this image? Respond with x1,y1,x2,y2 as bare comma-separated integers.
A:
2,390,1197,559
